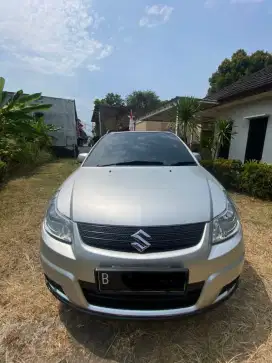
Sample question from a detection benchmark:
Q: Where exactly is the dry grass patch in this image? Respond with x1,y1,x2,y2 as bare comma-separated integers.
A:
0,160,271,363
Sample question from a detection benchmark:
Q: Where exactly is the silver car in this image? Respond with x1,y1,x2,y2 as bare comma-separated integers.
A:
40,131,244,318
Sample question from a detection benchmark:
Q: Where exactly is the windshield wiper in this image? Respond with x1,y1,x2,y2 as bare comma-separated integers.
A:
97,160,165,167
170,161,197,166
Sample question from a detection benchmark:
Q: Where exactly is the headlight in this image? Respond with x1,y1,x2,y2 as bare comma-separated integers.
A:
212,195,239,244
44,194,73,244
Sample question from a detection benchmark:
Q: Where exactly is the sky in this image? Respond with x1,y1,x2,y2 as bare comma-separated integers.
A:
0,0,271,134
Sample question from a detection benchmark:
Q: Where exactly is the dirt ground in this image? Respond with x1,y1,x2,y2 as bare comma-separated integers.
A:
0,159,271,363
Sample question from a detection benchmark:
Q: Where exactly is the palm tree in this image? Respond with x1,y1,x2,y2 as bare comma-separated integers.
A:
212,119,236,159
170,96,201,145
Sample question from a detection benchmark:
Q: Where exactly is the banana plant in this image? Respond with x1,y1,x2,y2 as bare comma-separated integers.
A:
0,76,53,137
30,114,59,148
0,77,51,116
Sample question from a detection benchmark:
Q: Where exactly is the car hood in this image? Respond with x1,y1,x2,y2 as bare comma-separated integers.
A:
57,166,227,226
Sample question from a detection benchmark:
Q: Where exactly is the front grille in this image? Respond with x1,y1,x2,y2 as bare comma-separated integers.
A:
79,281,204,310
77,222,205,253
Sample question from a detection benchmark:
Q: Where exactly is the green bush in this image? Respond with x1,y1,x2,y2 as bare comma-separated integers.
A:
7,144,53,175
0,138,53,182
201,159,272,200
239,161,272,200
201,159,243,190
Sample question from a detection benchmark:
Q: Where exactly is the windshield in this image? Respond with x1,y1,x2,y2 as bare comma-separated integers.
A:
83,132,197,167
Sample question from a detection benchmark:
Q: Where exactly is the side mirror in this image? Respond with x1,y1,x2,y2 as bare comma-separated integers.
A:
193,152,201,162
77,153,88,163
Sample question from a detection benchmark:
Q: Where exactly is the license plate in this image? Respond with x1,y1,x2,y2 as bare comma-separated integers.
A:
96,268,188,294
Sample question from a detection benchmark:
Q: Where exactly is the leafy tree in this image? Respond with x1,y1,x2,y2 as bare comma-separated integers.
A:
208,49,272,94
94,90,164,115
170,96,201,145
126,90,161,112
126,90,160,111
104,93,124,106
94,93,124,107
94,98,102,107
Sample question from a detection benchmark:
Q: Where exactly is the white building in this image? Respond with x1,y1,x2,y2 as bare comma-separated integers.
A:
201,66,272,163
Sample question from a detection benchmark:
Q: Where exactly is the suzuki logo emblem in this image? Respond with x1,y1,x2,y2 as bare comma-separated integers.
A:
131,229,151,253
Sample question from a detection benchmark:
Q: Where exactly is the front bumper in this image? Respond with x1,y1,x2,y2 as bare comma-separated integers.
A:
40,222,245,318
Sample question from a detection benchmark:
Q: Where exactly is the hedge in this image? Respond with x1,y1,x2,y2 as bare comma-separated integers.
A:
201,159,272,200
0,147,53,185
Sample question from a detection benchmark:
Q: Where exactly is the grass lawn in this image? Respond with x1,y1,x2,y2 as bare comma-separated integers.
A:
0,159,271,363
